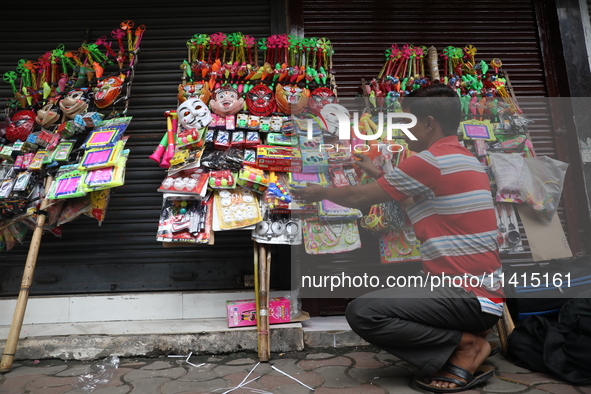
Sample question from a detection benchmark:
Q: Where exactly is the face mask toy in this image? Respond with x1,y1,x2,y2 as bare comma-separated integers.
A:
209,85,244,117
59,89,91,119
275,83,310,115
94,74,125,109
178,97,212,132
35,100,62,128
246,83,276,117
177,82,211,105
309,87,336,114
6,110,36,142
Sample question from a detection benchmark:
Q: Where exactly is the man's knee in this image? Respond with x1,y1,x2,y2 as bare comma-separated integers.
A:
345,298,369,334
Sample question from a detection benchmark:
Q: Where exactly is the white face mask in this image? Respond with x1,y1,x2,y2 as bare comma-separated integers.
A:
177,97,212,129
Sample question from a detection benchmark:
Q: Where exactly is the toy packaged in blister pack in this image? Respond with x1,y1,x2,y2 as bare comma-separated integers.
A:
80,122,128,150
208,170,237,189
47,165,86,200
78,137,128,171
84,189,111,225
157,193,213,244
158,167,209,196
237,165,269,193
379,227,422,264
81,150,129,192
252,210,302,245
214,188,262,230
167,145,206,176
302,217,362,254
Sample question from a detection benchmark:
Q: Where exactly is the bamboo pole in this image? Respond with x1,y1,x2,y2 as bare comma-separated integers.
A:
1,176,53,373
254,242,261,356
497,303,515,356
265,247,272,355
496,318,508,355
502,303,515,334
257,243,270,361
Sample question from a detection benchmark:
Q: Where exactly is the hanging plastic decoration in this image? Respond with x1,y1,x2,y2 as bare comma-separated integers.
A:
275,83,309,115
308,87,337,115
177,82,211,104
246,83,276,117
5,110,36,142
35,98,62,127
209,85,244,117
59,88,91,119
178,97,212,131
0,21,146,254
93,74,125,109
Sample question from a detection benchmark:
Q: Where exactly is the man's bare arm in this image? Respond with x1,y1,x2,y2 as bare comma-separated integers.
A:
296,180,394,210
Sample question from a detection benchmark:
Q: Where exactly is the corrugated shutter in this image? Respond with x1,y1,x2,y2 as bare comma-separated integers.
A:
0,2,291,295
299,0,570,268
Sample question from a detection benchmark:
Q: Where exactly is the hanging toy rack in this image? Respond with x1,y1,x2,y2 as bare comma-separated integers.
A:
181,32,336,95
360,43,522,120
2,21,146,120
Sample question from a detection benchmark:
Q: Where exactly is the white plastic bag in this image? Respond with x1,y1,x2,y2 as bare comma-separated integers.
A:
521,156,568,221
490,153,568,221
489,153,527,195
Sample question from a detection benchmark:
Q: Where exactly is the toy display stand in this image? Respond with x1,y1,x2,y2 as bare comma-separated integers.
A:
254,241,271,361
497,304,515,355
0,175,53,373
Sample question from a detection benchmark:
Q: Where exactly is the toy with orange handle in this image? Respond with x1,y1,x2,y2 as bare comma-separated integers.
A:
160,111,177,168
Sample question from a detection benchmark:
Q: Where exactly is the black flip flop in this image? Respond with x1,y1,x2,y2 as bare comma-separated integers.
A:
416,363,495,393
488,341,500,357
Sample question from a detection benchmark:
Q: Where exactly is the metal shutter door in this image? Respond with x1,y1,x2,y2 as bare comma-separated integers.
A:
0,2,291,295
298,0,571,267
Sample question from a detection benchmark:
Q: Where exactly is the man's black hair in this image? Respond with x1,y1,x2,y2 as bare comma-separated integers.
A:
401,84,461,136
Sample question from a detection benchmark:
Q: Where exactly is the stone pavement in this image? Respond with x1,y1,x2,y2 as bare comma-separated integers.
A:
1,345,590,394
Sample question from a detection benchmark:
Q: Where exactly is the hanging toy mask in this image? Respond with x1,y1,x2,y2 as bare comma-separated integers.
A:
94,74,125,109
35,100,62,128
59,89,91,119
177,82,211,105
209,85,244,117
246,84,276,117
275,83,310,115
309,87,337,114
6,110,36,142
178,97,212,132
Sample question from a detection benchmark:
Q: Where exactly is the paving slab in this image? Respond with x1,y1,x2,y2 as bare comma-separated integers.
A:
0,347,587,394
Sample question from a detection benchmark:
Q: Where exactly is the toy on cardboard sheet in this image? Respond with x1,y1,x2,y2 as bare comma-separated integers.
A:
6,110,36,142
209,85,244,117
59,89,91,119
178,97,212,130
309,87,336,114
275,83,310,115
35,99,62,128
177,82,211,104
246,83,276,117
94,74,125,109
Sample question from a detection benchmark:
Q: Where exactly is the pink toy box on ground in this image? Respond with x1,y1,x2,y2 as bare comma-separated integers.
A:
226,297,291,327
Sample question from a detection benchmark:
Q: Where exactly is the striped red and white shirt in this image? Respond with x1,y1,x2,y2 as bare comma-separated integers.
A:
377,135,504,316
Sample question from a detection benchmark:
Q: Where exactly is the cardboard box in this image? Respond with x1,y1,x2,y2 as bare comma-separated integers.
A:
256,145,302,167
226,297,291,327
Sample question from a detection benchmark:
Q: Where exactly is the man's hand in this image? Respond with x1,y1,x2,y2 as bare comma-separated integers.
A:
354,153,383,178
294,183,326,202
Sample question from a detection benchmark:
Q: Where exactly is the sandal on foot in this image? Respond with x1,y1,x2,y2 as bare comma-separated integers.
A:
415,363,495,393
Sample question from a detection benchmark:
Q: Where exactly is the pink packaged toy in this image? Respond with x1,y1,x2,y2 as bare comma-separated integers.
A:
226,297,290,327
